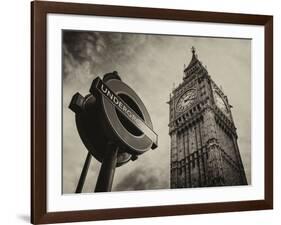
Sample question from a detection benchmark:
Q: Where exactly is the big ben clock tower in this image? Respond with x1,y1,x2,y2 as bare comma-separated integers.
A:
169,47,248,188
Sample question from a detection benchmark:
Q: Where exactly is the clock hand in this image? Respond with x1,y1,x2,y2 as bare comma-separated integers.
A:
184,96,195,102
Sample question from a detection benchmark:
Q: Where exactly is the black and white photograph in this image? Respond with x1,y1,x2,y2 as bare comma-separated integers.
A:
63,30,251,193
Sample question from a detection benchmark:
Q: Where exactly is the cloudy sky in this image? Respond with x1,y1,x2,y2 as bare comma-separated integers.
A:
62,30,251,193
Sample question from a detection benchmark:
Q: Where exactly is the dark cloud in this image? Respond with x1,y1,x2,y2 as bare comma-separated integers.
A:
114,167,169,191
62,31,152,80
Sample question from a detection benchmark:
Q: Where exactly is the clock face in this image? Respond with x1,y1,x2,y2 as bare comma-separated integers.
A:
214,91,228,115
176,89,197,112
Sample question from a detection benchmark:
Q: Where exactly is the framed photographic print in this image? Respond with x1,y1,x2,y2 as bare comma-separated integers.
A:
31,1,273,224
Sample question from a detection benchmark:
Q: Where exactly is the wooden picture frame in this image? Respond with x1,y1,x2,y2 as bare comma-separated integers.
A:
31,1,273,224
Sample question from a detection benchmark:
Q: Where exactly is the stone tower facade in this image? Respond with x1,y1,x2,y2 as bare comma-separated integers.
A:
169,47,248,188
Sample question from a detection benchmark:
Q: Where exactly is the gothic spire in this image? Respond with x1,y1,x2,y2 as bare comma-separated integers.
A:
183,46,207,79
191,46,196,56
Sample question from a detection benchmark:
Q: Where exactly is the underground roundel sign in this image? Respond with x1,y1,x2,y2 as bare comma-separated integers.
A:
90,76,158,155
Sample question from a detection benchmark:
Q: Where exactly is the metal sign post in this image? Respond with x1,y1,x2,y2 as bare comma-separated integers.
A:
75,152,92,193
95,143,119,192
